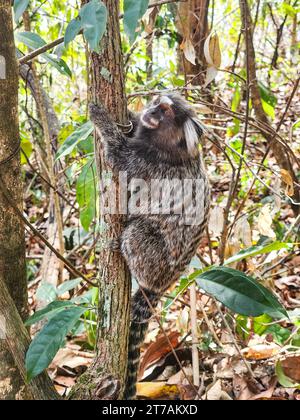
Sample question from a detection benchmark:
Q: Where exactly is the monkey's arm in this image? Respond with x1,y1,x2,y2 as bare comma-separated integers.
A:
89,103,130,170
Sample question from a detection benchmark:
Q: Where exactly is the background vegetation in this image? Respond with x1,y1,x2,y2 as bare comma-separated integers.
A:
0,0,299,400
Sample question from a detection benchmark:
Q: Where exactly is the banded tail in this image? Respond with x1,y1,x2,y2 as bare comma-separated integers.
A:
124,287,160,400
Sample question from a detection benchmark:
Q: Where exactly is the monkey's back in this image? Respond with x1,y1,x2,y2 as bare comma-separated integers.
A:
121,147,210,294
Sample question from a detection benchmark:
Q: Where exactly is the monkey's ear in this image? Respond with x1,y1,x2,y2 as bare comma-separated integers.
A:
184,117,203,156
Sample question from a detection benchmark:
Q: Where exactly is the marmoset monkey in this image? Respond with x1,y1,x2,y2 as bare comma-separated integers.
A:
90,94,210,399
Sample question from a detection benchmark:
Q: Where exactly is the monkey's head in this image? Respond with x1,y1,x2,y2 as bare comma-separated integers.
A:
140,94,203,157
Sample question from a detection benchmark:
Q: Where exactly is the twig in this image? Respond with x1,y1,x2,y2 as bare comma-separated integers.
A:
0,174,97,287
18,35,66,65
190,283,200,387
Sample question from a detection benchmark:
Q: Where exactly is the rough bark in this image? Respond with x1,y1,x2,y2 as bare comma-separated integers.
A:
240,0,300,213
0,276,60,400
0,0,29,399
177,0,210,85
70,0,131,400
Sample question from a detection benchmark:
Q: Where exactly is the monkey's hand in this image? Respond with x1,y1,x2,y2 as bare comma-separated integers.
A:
89,103,114,128
89,103,129,171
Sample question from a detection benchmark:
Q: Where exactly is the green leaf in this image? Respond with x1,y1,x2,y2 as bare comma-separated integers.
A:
36,282,57,305
57,279,82,296
56,121,94,160
76,160,97,231
14,0,30,23
26,306,86,381
20,133,33,165
64,18,82,47
25,301,76,326
224,242,291,266
15,32,72,77
196,267,288,319
262,98,275,119
124,0,149,43
259,82,277,107
15,31,46,50
79,0,108,52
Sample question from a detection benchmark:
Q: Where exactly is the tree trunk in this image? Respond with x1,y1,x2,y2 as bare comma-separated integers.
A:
0,275,60,400
0,0,29,399
70,0,131,400
177,0,210,85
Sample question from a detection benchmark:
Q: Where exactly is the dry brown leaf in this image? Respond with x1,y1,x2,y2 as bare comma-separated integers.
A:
209,206,224,236
181,38,196,65
204,66,218,87
281,356,300,382
256,205,276,238
204,33,222,68
249,377,277,400
280,169,295,197
139,331,180,379
243,344,280,360
205,379,232,400
136,382,179,399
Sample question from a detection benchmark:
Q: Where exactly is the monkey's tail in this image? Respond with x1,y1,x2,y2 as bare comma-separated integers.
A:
124,287,160,400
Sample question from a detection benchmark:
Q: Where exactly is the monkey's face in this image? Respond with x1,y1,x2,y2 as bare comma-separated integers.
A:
140,96,175,130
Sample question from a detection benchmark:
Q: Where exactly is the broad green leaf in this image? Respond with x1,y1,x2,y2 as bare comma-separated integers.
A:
76,160,97,231
124,0,149,43
196,267,288,319
36,282,57,305
224,242,291,266
57,279,82,296
14,0,30,23
281,3,300,16
262,98,275,119
25,301,76,326
15,31,46,50
64,18,82,47
79,0,108,52
259,82,277,107
20,134,33,165
56,121,93,160
15,32,72,77
26,306,86,381
259,82,277,119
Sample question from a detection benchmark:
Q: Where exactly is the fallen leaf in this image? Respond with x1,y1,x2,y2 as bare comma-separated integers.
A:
243,344,280,360
281,356,300,382
139,331,180,379
205,379,232,400
209,206,224,236
280,169,294,197
256,205,276,239
136,382,179,399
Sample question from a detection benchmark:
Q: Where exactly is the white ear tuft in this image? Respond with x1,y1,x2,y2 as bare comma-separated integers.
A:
184,118,202,156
